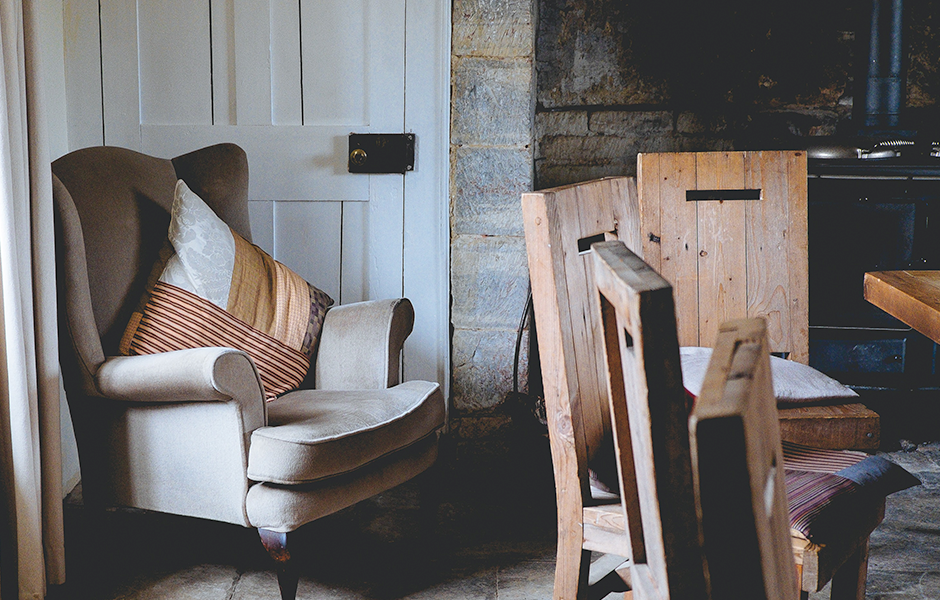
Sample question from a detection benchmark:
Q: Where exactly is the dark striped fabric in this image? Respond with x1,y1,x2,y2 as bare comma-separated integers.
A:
784,469,857,540
782,442,869,541
125,281,310,400
782,441,867,473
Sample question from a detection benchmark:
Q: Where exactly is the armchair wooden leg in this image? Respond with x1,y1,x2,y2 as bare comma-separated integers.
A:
259,528,299,600
829,539,870,600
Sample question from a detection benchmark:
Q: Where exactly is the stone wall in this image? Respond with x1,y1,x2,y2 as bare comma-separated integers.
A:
447,0,940,446
536,0,940,189
450,0,537,448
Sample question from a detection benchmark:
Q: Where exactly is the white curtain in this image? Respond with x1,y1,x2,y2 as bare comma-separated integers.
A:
0,0,65,598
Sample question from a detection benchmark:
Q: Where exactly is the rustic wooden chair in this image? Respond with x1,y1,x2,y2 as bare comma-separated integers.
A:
522,178,641,599
590,240,799,600
688,316,800,600
636,151,879,451
523,179,889,599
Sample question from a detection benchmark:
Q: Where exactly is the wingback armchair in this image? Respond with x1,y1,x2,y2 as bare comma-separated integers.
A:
52,144,446,600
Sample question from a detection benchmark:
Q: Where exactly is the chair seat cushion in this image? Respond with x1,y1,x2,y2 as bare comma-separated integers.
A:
782,442,919,542
590,440,918,543
680,346,858,406
247,381,445,485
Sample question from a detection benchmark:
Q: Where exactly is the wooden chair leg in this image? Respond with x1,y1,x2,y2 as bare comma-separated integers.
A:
259,528,299,600
829,539,870,600
553,531,591,600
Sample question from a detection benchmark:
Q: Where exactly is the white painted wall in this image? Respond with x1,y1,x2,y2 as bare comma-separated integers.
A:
38,0,69,160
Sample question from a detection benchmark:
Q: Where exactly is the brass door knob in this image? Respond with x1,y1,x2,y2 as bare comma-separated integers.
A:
349,148,368,166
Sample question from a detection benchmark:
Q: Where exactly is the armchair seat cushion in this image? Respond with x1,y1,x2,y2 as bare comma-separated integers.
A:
247,381,445,485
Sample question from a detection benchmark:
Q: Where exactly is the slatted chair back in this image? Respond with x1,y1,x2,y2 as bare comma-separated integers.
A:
689,318,800,600
636,151,808,360
590,241,707,600
521,177,642,598
636,151,879,450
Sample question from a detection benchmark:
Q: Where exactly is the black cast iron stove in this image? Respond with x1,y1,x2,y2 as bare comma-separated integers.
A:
807,0,940,390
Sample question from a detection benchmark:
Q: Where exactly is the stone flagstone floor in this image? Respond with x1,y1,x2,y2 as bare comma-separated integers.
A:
50,400,940,599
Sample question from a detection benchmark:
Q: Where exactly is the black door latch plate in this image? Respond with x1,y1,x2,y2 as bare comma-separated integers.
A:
348,133,415,174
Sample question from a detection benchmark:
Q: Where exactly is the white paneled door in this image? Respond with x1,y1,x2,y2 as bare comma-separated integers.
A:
63,0,450,388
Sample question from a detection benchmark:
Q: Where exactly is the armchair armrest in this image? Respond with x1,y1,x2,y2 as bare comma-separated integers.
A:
314,298,415,390
96,347,266,433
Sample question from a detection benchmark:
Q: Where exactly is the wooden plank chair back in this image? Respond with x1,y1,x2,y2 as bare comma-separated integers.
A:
590,241,799,600
522,178,642,599
636,151,878,450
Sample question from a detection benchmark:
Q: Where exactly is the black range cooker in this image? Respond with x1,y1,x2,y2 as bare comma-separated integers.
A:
807,140,940,390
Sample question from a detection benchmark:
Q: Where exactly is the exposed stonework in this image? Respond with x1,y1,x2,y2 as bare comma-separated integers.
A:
535,0,940,189
450,236,529,332
453,0,535,59
451,328,529,411
450,0,537,419
449,0,940,436
452,57,535,148
452,146,530,236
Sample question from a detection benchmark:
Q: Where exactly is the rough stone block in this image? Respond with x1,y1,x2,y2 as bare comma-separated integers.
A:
452,146,532,236
676,111,730,135
589,110,673,136
451,235,529,330
538,135,635,164
453,0,535,58
536,163,630,189
676,135,735,153
452,57,535,147
449,409,516,440
536,2,668,109
535,110,589,138
452,328,527,410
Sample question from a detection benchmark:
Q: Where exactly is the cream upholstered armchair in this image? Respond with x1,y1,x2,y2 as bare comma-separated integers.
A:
52,144,446,600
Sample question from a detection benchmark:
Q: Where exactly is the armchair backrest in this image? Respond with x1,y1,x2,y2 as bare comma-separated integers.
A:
52,144,251,394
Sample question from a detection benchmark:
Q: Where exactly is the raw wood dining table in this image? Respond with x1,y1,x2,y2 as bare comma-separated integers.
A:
864,270,940,345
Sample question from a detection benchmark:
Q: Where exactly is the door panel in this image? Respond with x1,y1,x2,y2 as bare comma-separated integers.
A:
64,0,104,148
341,201,368,304
275,202,343,301
301,0,368,125
100,0,142,148
65,0,449,389
140,125,369,201
248,200,275,255
137,0,212,125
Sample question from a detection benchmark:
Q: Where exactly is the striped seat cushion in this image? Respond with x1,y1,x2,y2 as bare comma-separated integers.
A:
590,425,919,544
782,441,919,542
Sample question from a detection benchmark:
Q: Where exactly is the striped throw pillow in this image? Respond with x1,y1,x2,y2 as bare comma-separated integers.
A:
126,281,309,399
120,180,333,400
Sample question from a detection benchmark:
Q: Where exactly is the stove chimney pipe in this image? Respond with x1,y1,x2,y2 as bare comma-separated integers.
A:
857,0,907,132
